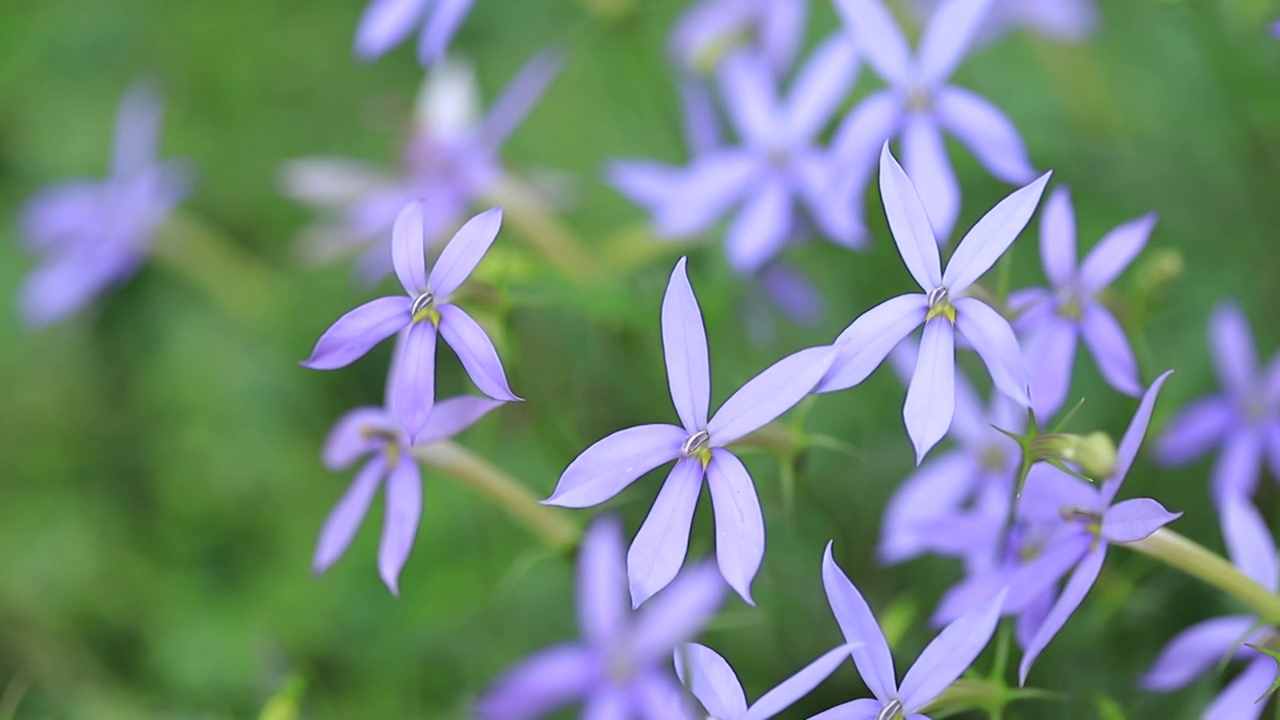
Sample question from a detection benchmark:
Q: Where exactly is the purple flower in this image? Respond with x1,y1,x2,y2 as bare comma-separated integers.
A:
674,642,857,720
1006,371,1180,683
354,0,473,64
1155,302,1280,505
282,52,559,283
670,0,808,75
475,516,725,720
544,257,835,606
910,0,1099,44
610,36,863,275
1141,497,1279,719
19,81,190,327
832,0,1036,241
313,394,502,594
811,543,1007,719
302,205,520,441
816,145,1049,462
1011,185,1155,418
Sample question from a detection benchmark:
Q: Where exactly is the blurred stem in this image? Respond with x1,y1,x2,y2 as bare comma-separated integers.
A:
579,0,636,23
1123,528,1280,624
0,670,31,720
482,178,602,284
413,440,580,551
152,210,276,328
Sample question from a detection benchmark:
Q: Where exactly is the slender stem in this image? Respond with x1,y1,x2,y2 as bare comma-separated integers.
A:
412,440,580,551
482,178,601,284
152,210,276,328
1122,528,1280,624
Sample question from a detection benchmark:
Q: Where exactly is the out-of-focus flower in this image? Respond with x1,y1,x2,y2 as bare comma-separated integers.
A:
1155,303,1280,505
302,205,520,441
475,516,724,720
670,0,808,76
911,0,1099,44
674,642,856,720
1011,185,1155,418
19,81,190,327
544,258,835,606
1141,497,1279,720
832,0,1036,242
810,543,1007,719
816,145,1049,462
313,395,502,594
282,51,559,283
354,0,474,64
610,36,862,276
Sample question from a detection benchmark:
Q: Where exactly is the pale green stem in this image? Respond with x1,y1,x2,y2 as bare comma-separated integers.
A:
412,440,580,551
1122,528,1280,624
151,210,276,328
481,178,601,284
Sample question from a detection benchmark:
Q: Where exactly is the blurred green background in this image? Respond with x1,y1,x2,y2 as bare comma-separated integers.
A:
4,0,1280,717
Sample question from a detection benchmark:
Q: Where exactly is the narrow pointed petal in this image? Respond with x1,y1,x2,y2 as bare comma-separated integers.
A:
1203,656,1275,720
1018,545,1107,684
900,589,1006,709
663,258,711,432
708,345,836,444
1003,532,1091,613
718,52,778,145
354,0,428,59
391,200,430,294
111,81,163,178
475,643,600,720
19,181,101,250
822,543,897,703
785,35,860,140
1037,186,1077,287
313,457,386,573
1211,424,1264,505
744,644,856,720
578,516,629,646
417,0,474,63
322,407,395,470
582,686,629,720
1221,496,1279,592
1140,615,1257,691
706,449,766,605
389,323,438,442
414,395,503,446
481,49,560,147
760,0,808,72
902,114,960,243
428,207,503,298
879,451,980,563
935,86,1035,184
954,297,1030,407
817,294,928,393
438,304,521,402
1024,316,1078,420
635,671,699,720
377,458,422,596
918,0,994,85
1079,213,1158,294
301,296,412,370
673,644,749,720
831,90,904,190
653,151,761,237
879,144,942,289
807,698,884,720
904,319,956,464
758,260,826,325
1081,303,1142,396
795,152,868,249
1210,303,1259,399
1102,370,1173,502
632,562,727,666
678,78,722,157
1101,498,1181,543
1155,395,1233,466
943,171,1052,293
628,459,704,607
834,0,912,86
725,179,793,275
1018,464,1101,525
545,424,685,508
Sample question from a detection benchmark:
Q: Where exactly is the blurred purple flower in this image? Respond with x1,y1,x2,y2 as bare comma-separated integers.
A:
1155,303,1280,505
544,257,835,606
674,642,856,720
313,394,502,594
1141,496,1278,720
1011,185,1155,418
816,145,1049,462
670,0,808,75
282,52,559,283
610,36,863,275
811,543,1007,719
302,205,520,441
354,0,473,64
476,516,724,720
1006,371,1179,684
19,81,190,328
832,0,1036,242
911,0,1099,44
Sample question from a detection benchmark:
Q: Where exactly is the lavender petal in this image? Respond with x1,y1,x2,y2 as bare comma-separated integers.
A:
438,304,521,402
301,296,412,370
899,589,1006,709
1078,212,1158,294
878,143,943,289
628,459,704,608
822,543,898,703
706,449,766,605
817,293,928,394
578,516,629,647
313,456,386,573
377,458,422,596
1081,303,1142,396
354,0,428,60
674,643,748,720
917,0,995,85
417,0,474,63
943,171,1052,294
389,322,438,442
725,179,793,276
902,113,960,243
954,297,1030,407
708,345,836,445
1018,544,1107,684
904,318,957,464
834,0,912,86
935,86,1035,184
545,424,686,508
428,207,503,298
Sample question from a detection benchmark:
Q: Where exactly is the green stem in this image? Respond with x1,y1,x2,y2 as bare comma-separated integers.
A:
152,210,277,328
481,178,601,284
1122,528,1280,624
412,440,580,551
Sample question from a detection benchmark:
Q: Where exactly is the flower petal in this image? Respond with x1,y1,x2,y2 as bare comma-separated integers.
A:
301,296,412,370
794,152,868,249
807,698,884,720
743,644,856,720
1221,496,1279,592
631,561,727,666
415,395,504,446
1101,370,1173,503
878,144,942,289
313,456,386,573
323,407,396,470
545,424,685,508
785,34,860,141
706,449,766,605
678,78,722,157
417,0,474,63
904,318,956,464
1101,498,1181,544
717,52,778,145
1078,212,1158,294
817,294,928,393
475,643,600,720
1003,531,1091,613
378,458,422,596
354,0,428,59
628,459,704,608
917,0,994,85
879,451,981,564
1203,656,1276,720
391,200,430,294
1036,185,1077,287
634,670,699,720
1081,303,1142,396
663,258,712,432
935,86,1035,184
578,516,629,647
438,304,521,402
725,179,793,276
427,207,503,298
582,685,629,720
954,297,1030,407
111,81,163,179
759,0,808,73
831,90,904,196
653,151,762,237
1211,424,1265,505
822,543,897,702
943,171,1052,294
1018,544,1107,685
1210,302,1259,400
389,323,438,442
833,0,912,86
1140,615,1258,691
1155,395,1234,466
481,49,561,147
673,644,749,720
708,345,835,445
899,588,1006,710
1024,316,1078,420
901,114,960,244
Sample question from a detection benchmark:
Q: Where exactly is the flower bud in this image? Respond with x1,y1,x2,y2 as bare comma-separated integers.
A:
1031,431,1117,480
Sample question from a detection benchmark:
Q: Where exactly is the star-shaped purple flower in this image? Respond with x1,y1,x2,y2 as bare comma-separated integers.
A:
476,516,725,720
313,394,502,594
1155,302,1280,505
302,204,520,441
19,81,190,327
1011,185,1154,418
832,0,1036,241
1141,496,1279,720
810,543,1007,719
674,642,856,720
816,145,1050,462
354,0,473,64
670,0,808,75
544,257,835,606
